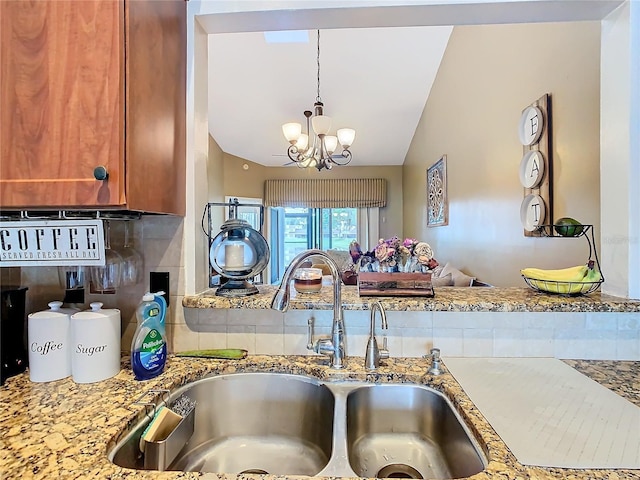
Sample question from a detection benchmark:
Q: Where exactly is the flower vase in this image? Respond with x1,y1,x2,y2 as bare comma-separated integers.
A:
409,257,418,273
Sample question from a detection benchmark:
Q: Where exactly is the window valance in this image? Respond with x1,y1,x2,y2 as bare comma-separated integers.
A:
263,178,386,208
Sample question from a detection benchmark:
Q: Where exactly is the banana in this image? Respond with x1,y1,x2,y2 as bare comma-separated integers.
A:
527,278,587,294
521,264,588,282
583,265,602,283
524,262,602,294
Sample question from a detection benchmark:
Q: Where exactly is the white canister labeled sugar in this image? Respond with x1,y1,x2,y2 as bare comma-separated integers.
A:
70,302,121,383
27,301,75,382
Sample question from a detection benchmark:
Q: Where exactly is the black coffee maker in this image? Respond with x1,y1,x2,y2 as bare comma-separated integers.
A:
1,286,28,385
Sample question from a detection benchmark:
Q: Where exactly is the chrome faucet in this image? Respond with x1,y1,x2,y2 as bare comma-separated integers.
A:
364,301,389,370
270,249,346,369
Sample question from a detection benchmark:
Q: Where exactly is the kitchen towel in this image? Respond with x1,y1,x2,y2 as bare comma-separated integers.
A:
444,357,640,469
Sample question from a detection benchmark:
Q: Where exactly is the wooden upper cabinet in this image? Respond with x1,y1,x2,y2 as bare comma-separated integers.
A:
0,0,186,215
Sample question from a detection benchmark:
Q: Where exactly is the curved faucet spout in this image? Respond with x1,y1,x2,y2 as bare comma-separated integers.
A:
270,249,345,368
365,301,389,371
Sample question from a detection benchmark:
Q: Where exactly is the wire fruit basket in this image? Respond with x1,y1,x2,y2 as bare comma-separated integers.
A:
521,275,603,296
521,224,604,296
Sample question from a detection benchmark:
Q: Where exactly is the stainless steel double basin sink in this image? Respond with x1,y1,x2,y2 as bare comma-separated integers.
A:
110,372,486,479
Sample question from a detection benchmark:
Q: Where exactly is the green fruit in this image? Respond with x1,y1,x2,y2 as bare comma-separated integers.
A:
554,217,584,237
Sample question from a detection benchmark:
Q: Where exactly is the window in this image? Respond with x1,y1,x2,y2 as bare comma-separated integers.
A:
269,207,358,283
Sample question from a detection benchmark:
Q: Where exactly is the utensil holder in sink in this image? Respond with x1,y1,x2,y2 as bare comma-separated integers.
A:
143,406,195,471
134,389,196,471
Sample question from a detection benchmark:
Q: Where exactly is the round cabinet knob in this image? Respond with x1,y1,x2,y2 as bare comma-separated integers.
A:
93,166,109,181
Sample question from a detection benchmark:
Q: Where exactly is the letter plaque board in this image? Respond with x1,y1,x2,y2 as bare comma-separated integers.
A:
0,219,105,267
518,94,553,237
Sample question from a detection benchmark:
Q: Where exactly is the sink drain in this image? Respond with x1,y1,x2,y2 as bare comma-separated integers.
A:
239,469,269,475
377,464,423,479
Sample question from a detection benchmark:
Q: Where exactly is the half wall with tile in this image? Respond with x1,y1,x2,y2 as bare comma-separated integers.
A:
178,308,639,361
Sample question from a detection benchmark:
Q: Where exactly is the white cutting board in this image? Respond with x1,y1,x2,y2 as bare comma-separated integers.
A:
444,357,640,469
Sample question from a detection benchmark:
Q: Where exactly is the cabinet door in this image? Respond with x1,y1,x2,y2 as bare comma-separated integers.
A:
0,1,125,208
125,0,186,215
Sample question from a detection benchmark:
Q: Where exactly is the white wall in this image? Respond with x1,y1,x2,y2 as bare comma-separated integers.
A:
184,16,210,297
600,2,640,298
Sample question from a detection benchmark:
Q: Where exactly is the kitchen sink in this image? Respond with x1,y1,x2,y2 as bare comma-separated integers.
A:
345,384,486,479
109,373,486,478
110,372,335,475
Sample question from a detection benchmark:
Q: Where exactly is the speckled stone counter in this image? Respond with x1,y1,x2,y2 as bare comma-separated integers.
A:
1,356,639,480
183,285,640,312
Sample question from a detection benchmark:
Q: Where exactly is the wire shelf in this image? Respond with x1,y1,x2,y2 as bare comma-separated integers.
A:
535,223,591,238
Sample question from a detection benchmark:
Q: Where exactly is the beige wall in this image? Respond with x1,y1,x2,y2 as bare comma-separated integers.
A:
222,153,267,199
221,152,404,241
207,136,227,242
208,136,227,203
403,22,601,287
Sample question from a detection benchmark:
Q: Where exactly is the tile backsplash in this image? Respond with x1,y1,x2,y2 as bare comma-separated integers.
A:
8,214,639,361
14,215,185,352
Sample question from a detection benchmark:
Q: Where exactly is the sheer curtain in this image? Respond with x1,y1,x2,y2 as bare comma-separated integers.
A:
357,207,380,251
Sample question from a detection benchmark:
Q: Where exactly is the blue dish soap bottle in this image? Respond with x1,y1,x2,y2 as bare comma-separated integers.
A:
153,291,168,330
131,293,167,380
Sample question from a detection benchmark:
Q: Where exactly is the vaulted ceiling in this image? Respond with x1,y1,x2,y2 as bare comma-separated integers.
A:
199,1,623,169
208,27,452,167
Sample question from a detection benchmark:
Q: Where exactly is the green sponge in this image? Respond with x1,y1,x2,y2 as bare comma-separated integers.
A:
175,348,248,359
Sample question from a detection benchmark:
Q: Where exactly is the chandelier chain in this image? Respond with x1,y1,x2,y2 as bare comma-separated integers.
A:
316,29,321,103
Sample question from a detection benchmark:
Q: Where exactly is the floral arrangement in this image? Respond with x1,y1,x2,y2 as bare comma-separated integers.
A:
348,237,438,273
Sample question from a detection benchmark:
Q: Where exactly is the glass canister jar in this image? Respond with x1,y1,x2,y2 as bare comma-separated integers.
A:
293,267,323,294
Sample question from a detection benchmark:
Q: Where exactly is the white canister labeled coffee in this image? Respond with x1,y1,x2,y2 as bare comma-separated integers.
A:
70,302,121,383
27,301,75,382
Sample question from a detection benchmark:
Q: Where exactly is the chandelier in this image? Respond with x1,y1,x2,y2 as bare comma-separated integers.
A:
282,30,356,171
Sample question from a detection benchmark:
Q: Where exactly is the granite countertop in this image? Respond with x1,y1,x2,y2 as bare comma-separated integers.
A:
1,355,639,480
183,285,640,312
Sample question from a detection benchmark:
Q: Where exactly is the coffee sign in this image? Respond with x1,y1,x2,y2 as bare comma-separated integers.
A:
0,219,105,267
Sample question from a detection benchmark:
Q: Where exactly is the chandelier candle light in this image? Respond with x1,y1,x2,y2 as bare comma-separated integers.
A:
282,30,356,171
